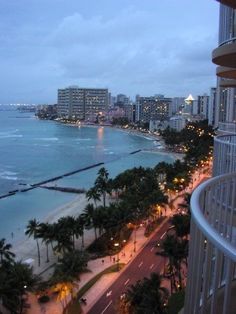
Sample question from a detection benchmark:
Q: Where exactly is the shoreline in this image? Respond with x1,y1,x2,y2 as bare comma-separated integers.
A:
7,121,184,275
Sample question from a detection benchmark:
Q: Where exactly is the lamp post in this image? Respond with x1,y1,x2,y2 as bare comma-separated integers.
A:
133,226,137,252
114,242,119,271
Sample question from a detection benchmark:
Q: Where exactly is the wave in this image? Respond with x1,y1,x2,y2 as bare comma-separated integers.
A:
33,143,50,147
0,134,23,139
76,138,91,141
37,137,59,141
0,171,18,181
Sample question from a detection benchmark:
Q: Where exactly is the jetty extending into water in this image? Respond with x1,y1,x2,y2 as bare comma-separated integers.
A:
0,162,104,199
40,186,86,194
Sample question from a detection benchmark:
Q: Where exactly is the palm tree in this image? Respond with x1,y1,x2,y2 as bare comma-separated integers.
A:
0,238,15,264
95,167,111,207
125,272,169,313
86,186,101,208
0,260,40,314
38,223,52,263
171,214,190,239
76,215,86,249
25,219,41,267
158,234,177,294
82,203,98,239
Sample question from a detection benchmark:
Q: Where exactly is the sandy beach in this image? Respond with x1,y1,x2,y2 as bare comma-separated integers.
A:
12,193,96,277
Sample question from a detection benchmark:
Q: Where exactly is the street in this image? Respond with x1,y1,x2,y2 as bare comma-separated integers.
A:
88,219,170,314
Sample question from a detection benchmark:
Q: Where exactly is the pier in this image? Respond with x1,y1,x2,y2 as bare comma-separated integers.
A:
0,162,104,199
40,186,86,194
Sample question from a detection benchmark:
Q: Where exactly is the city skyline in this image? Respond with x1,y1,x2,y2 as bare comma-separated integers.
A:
0,0,219,103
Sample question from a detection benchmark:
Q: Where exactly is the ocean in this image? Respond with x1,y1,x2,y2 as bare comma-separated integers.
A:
0,109,173,243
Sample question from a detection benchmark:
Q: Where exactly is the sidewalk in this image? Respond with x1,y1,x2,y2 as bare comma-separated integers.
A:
27,218,167,314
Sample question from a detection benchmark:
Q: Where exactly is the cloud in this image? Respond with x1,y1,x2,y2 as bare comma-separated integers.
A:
0,2,218,102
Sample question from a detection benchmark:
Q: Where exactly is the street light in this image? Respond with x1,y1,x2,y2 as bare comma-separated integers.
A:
114,242,120,271
133,226,137,252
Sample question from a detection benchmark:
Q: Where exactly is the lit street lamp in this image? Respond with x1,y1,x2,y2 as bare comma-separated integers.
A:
114,242,120,270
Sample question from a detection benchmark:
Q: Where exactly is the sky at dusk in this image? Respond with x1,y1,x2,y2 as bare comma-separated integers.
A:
0,0,219,103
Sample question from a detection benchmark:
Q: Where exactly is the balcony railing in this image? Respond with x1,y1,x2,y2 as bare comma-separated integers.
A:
213,134,236,176
218,122,236,134
184,173,236,314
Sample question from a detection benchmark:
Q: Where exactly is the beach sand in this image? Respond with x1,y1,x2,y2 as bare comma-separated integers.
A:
12,193,96,277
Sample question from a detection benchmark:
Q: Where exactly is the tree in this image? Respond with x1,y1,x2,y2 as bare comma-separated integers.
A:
51,250,89,310
0,260,40,314
0,238,15,264
86,186,101,208
124,272,169,314
82,203,98,239
25,219,41,267
171,214,190,239
95,167,111,207
76,215,86,249
38,223,52,262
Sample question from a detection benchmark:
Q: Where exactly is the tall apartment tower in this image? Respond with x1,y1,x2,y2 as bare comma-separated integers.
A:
57,86,108,121
136,95,172,123
214,4,236,127
208,87,217,125
197,94,210,119
184,1,236,313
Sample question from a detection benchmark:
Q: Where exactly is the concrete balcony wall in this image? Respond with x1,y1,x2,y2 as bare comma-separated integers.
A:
216,0,236,9
213,135,236,176
212,41,236,68
219,79,236,88
184,173,236,314
216,66,236,79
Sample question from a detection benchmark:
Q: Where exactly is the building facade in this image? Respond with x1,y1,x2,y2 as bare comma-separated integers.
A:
184,1,236,313
208,87,217,125
214,3,236,127
57,86,108,121
197,94,210,119
136,95,172,123
169,115,186,131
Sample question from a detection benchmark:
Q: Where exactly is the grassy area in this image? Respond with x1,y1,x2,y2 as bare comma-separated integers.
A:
64,263,125,314
167,290,185,314
87,226,132,258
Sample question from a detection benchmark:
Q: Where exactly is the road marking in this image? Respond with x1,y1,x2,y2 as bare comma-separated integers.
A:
150,264,154,270
101,300,113,314
138,261,143,268
150,247,154,252
106,290,112,297
124,279,130,286
160,232,166,239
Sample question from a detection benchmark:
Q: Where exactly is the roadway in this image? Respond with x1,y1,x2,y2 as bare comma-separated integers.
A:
88,218,170,314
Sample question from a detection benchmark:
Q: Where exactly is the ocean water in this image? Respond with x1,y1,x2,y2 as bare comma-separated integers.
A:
0,110,174,242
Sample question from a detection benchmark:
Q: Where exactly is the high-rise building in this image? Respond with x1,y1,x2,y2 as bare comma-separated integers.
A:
136,95,172,123
57,86,108,121
171,97,185,115
197,94,210,119
214,3,236,127
208,87,217,125
184,1,236,313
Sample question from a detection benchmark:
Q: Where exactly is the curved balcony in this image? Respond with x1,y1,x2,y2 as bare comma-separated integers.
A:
212,40,236,68
216,0,236,9
216,66,236,79
219,79,236,88
184,173,236,314
213,134,236,176
218,122,236,134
